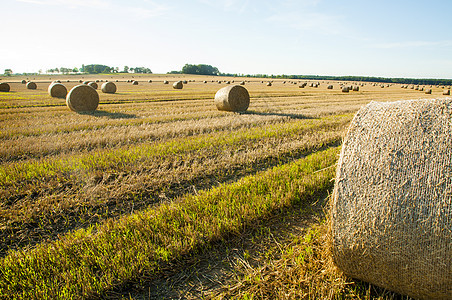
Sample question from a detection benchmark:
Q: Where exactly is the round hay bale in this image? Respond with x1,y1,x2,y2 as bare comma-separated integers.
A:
327,85,333,89
425,89,432,94
182,80,188,84
163,80,169,84
132,80,138,85
341,87,349,93
240,81,245,85
266,82,272,86
101,82,117,94
88,82,98,89
443,89,450,95
214,85,250,112
353,86,359,91
79,80,83,83
95,80,99,82
21,80,26,84
48,83,67,98
203,81,207,83
226,81,231,84
66,84,99,112
83,81,90,85
173,81,183,89
26,82,37,89
0,82,10,92
148,80,152,83
331,99,452,300
54,80,61,83
419,87,424,91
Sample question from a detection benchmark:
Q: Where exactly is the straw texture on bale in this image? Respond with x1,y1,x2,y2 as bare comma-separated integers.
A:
425,89,432,94
0,82,10,92
443,90,450,95
27,82,37,89
341,87,349,92
173,81,183,89
66,84,99,112
331,99,452,300
88,82,98,89
101,82,117,94
48,83,67,98
214,85,250,112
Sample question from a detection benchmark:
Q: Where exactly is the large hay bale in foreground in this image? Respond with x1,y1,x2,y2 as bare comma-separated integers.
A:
331,99,452,300
214,85,250,112
173,81,183,89
0,82,10,92
101,82,117,94
66,84,99,112
48,83,67,98
27,82,37,89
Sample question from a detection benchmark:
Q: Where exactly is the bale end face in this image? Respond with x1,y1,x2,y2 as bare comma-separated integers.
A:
0,82,10,92
27,82,37,89
101,82,117,94
48,83,67,98
66,85,99,112
331,99,452,300
214,85,250,112
173,81,183,89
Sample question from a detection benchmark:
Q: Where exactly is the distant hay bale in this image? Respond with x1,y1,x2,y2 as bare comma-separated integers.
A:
83,81,90,85
182,80,188,84
48,83,67,98
26,82,37,89
240,81,245,85
101,82,117,94
327,85,333,89
341,87,349,93
21,80,26,84
173,81,183,89
214,85,250,112
88,82,98,89
0,82,10,92
331,99,452,300
425,89,432,94
148,80,152,83
66,84,99,112
266,82,272,86
79,80,83,83
163,80,169,84
132,80,138,85
419,87,424,91
226,81,231,84
95,80,99,83
443,90,450,95
203,81,207,83
353,86,359,91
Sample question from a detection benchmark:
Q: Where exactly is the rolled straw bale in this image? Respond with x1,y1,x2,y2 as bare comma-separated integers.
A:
66,84,99,112
425,89,432,94
341,87,349,93
148,80,152,83
26,82,37,89
132,80,138,85
83,81,90,85
173,81,183,89
240,81,245,85
331,99,452,300
353,86,359,91
88,82,98,89
0,82,10,92
182,80,188,84
214,85,250,112
203,81,207,83
48,83,67,98
163,80,169,84
443,90,450,95
266,82,272,86
79,80,83,83
226,81,231,84
327,85,333,89
101,82,117,94
21,80,26,84
419,87,424,91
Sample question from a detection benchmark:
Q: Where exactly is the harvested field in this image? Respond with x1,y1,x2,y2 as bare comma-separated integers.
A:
0,74,446,299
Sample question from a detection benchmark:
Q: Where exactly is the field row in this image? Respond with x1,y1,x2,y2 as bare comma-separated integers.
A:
0,146,339,299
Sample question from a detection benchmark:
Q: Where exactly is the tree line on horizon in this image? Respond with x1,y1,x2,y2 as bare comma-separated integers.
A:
3,64,452,86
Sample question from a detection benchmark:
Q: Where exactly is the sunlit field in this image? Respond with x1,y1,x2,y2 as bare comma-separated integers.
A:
0,73,444,299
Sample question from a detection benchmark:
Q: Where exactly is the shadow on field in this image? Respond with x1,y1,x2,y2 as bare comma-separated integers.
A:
78,110,138,119
242,110,312,119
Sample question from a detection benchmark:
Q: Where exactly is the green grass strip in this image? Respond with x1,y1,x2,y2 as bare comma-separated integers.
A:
0,146,339,299
0,114,349,186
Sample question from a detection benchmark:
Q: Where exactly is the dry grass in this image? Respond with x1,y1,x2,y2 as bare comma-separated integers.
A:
0,74,442,299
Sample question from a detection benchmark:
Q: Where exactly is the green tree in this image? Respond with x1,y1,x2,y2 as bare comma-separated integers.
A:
4,69,12,76
123,66,129,73
181,64,219,75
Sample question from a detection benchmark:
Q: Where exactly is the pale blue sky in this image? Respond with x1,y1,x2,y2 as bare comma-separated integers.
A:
2,0,452,78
